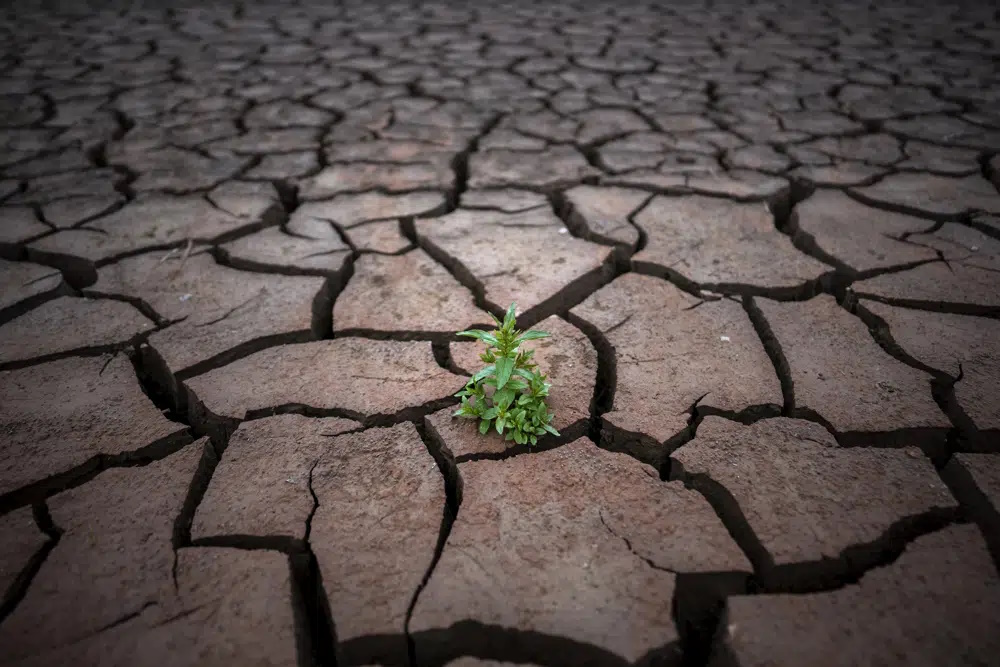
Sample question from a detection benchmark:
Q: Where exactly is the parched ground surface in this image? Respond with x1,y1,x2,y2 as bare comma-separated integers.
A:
1,0,1000,665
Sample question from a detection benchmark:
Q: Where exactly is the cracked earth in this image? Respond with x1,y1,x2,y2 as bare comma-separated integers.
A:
1,0,1000,665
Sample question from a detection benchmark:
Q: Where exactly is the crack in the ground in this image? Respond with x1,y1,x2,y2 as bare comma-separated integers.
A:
786,405,951,457
450,419,590,464
0,503,62,626
188,533,305,553
844,295,991,455
193,289,267,328
212,240,353,278
430,339,465,375
0,428,193,516
0,275,73,327
939,457,1000,576
170,439,218,591
742,295,795,414
332,327,490,344
182,385,464,449
667,457,966,595
352,621,682,667
846,289,1000,319
667,460,775,576
403,419,464,667
547,189,646,250
77,288,173,327
289,548,339,667
563,311,617,448
598,508,679,575
844,186,973,224
756,507,965,594
171,329,316,381
517,251,621,328
20,213,287,291
400,217,501,319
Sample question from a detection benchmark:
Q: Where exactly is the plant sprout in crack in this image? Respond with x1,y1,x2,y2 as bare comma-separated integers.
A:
453,302,559,446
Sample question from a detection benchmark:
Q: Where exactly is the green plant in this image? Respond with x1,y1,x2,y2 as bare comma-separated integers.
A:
453,303,559,446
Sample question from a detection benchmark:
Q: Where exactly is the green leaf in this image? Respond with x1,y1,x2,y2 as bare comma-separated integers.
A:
503,302,517,329
505,379,528,392
479,419,491,435
494,355,515,391
543,424,560,436
471,365,496,383
513,368,536,381
453,405,475,418
457,330,499,346
515,349,535,367
516,330,550,343
482,407,499,420
530,434,537,446
494,387,515,409
496,417,506,435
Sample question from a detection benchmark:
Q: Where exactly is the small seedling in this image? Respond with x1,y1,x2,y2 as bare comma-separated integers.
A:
453,303,559,446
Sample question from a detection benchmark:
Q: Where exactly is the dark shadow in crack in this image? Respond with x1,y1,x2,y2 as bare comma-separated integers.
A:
0,503,62,626
340,621,684,667
0,429,192,515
